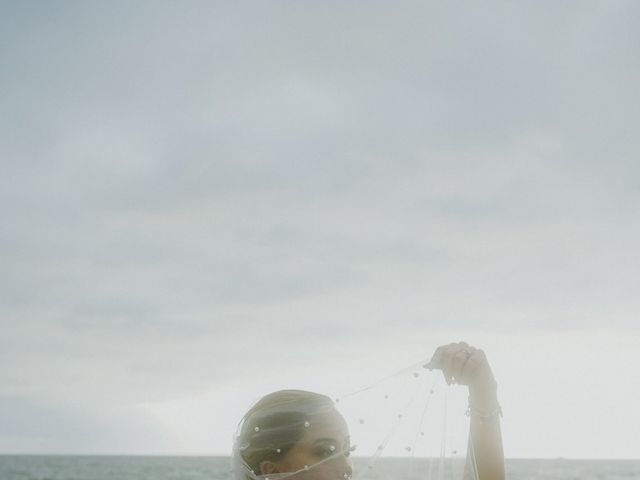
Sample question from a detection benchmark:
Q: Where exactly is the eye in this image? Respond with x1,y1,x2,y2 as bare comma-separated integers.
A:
315,443,338,458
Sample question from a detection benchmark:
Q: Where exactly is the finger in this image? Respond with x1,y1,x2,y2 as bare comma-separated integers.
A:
424,345,446,370
458,350,482,385
425,343,475,385
425,344,457,386
440,344,458,384
464,349,495,388
461,355,484,386
451,346,475,383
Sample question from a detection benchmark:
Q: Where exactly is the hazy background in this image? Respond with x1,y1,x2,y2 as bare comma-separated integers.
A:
1,1,639,459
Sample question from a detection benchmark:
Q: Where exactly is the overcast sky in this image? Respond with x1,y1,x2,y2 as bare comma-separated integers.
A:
1,1,639,459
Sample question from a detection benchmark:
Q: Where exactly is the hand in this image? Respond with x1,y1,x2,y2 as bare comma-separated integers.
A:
424,341,496,393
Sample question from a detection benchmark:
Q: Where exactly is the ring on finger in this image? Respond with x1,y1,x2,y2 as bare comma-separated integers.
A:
454,348,473,361
458,349,474,380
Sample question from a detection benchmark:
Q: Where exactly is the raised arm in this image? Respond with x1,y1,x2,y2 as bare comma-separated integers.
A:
426,342,505,480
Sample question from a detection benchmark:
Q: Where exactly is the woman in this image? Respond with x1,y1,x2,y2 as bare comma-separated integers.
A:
233,342,504,480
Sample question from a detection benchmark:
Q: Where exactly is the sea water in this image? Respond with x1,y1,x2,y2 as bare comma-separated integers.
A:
1,456,639,480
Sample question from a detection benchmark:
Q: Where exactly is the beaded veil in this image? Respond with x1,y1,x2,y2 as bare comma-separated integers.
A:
232,358,479,480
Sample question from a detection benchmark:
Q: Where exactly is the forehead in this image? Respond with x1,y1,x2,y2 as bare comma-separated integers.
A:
303,410,350,440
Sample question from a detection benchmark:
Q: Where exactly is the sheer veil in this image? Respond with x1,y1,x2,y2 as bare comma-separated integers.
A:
232,358,480,480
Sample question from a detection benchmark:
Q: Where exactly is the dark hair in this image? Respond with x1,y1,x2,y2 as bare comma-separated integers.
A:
237,389,335,475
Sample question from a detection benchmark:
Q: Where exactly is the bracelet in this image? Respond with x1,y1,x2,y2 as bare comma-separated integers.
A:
465,402,503,423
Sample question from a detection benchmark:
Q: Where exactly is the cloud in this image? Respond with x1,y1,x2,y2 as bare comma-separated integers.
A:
0,396,176,454
1,1,639,456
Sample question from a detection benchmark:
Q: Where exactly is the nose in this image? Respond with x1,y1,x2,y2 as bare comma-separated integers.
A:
334,454,352,479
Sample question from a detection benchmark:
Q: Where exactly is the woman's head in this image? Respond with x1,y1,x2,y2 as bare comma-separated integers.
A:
234,390,353,480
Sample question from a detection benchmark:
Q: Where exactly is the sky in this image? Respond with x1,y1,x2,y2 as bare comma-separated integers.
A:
1,0,639,459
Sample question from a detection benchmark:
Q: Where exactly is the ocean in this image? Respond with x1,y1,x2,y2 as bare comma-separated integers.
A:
1,456,639,480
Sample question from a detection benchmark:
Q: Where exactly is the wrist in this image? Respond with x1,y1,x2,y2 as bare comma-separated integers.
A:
469,377,498,409
466,401,503,424
468,379,501,423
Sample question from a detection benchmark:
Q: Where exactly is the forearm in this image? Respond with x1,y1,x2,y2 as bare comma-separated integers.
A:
465,383,505,480
425,342,505,480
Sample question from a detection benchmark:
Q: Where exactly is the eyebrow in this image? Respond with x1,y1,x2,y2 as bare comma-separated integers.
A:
312,436,351,445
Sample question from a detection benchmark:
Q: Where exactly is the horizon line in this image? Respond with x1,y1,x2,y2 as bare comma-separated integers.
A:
1,453,639,461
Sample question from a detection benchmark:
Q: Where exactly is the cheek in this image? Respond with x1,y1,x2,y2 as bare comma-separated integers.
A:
279,450,317,472
297,464,337,480
311,456,352,478
280,455,348,480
